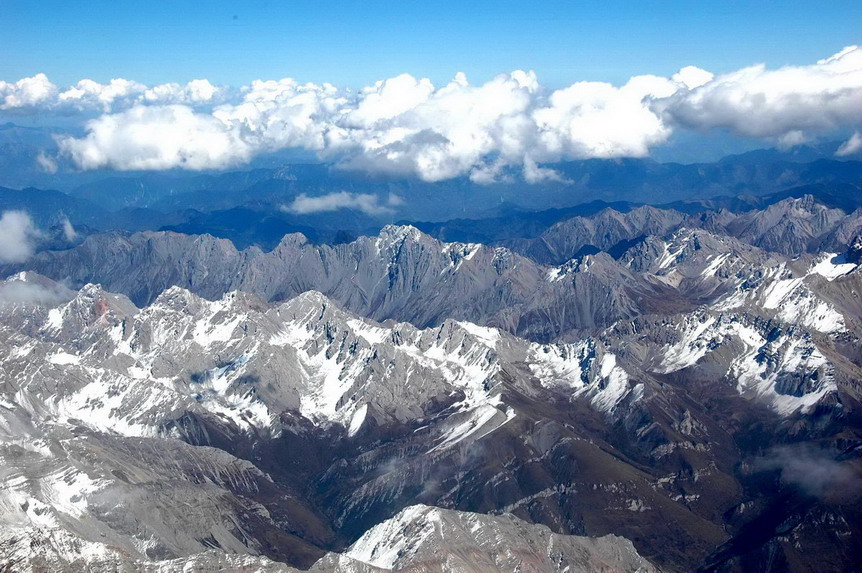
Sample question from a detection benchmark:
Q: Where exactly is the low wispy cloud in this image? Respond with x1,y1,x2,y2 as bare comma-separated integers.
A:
836,131,862,156
0,211,39,263
754,445,862,499
284,192,400,215
36,152,58,174
61,217,78,242
0,278,72,306
5,46,861,182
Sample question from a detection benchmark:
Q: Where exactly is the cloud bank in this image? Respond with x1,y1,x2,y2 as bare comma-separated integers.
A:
53,70,690,181
4,46,861,181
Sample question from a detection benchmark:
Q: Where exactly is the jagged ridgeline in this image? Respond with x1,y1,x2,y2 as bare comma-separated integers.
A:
1,195,862,572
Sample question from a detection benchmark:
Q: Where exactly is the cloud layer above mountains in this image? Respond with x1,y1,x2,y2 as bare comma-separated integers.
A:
3,46,861,181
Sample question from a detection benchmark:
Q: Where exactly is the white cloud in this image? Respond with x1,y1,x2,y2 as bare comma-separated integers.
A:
348,74,436,125
777,130,809,149
12,68,680,180
658,45,862,142
0,211,39,263
672,66,714,90
144,78,223,104
332,70,543,181
532,74,678,162
30,67,729,180
0,73,58,111
59,78,147,112
4,45,858,181
522,157,566,184
836,131,862,156
58,105,252,170
213,79,345,155
57,78,227,112
61,217,78,242
0,279,71,306
36,152,58,174
284,192,397,215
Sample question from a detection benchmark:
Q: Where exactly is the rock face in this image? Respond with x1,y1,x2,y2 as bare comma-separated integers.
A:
2,195,862,572
3,225,671,341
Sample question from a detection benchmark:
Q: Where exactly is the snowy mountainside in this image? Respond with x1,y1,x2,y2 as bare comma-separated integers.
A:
2,194,862,571
0,274,671,571
1,267,860,571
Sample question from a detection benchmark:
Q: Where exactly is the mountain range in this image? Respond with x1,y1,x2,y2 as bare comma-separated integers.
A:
1,149,862,572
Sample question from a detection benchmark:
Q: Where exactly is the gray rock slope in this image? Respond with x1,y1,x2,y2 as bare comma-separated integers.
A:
6,224,673,341
9,195,862,344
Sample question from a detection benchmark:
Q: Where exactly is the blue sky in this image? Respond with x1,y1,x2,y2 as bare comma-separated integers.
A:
3,0,861,88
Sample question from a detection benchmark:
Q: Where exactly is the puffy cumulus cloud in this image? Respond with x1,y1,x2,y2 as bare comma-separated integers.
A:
48,69,689,181
0,75,228,114
58,105,252,171
532,74,679,162
145,78,223,104
57,78,227,112
214,79,346,154
347,74,436,125
58,78,147,112
658,45,862,141
0,211,39,263
0,73,58,111
42,46,862,181
333,70,542,181
56,79,345,171
284,192,399,215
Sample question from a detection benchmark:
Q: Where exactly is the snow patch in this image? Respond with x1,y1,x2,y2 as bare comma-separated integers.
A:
47,352,80,366
809,253,857,281
348,403,368,437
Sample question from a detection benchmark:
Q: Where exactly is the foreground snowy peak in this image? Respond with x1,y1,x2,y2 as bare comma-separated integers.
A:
313,504,659,572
